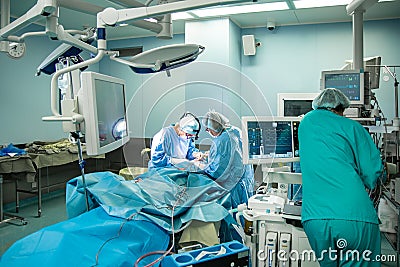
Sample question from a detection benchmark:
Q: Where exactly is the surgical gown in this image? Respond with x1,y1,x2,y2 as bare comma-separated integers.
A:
299,109,385,266
204,126,254,208
148,125,198,169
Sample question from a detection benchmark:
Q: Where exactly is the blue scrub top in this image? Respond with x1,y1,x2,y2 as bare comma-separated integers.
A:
298,109,384,224
149,125,198,169
204,126,254,206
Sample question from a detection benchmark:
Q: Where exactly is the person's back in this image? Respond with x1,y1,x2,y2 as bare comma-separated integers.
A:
298,88,385,266
299,108,382,224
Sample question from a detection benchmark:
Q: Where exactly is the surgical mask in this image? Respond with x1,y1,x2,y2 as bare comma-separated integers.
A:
179,135,188,141
208,131,218,138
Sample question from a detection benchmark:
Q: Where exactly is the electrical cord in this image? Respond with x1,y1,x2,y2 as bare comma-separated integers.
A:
91,183,189,267
91,212,139,267
134,187,188,267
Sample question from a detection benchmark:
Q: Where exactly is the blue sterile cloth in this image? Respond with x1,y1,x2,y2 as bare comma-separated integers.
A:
0,169,238,267
0,207,169,267
0,143,26,157
65,169,234,232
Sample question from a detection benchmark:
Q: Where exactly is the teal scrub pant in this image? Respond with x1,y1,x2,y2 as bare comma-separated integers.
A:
303,219,381,267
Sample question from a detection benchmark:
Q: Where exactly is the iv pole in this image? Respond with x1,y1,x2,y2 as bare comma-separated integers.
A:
367,65,400,171
384,66,400,171
346,0,400,170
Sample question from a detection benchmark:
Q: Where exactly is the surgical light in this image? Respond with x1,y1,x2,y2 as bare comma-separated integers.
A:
110,43,205,76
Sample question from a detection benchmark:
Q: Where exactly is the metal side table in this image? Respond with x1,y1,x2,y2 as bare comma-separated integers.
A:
0,175,27,225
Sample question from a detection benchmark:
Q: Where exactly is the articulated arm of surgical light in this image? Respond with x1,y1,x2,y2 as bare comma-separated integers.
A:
110,53,163,72
42,49,109,123
6,31,48,43
346,0,378,15
0,0,57,40
131,20,162,34
4,8,60,42
55,25,98,54
3,6,96,57
96,0,254,49
6,27,89,43
97,0,253,26
130,14,172,39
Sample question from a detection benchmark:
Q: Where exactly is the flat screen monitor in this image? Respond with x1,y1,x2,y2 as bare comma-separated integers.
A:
364,56,381,90
277,93,319,116
242,116,302,165
79,71,129,155
320,69,365,105
343,56,381,90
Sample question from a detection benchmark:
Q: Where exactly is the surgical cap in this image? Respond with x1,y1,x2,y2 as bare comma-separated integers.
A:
179,114,200,135
202,111,230,133
312,88,351,110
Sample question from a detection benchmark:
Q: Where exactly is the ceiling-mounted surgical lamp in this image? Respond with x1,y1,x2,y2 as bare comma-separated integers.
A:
110,43,205,76
95,0,253,75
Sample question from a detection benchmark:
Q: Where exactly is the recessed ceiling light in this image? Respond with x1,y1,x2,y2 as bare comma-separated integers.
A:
172,12,195,21
293,0,352,9
190,2,289,18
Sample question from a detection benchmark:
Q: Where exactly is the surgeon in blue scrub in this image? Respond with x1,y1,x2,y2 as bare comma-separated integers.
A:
202,111,254,208
298,88,386,267
148,112,202,169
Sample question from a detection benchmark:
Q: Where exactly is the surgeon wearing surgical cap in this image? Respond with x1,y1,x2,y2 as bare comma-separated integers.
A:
148,112,202,169
202,111,254,208
298,88,386,266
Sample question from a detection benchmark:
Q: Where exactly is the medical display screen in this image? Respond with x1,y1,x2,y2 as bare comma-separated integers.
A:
81,71,129,156
324,72,361,101
284,100,313,116
95,79,128,149
246,120,300,160
321,69,365,105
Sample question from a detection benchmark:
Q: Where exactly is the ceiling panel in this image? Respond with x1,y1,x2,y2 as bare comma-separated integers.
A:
365,1,400,20
293,6,351,25
231,10,301,28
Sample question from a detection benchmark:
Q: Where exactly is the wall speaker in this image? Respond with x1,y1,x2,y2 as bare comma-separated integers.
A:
242,35,256,56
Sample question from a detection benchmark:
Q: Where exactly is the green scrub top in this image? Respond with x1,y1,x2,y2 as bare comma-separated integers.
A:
298,109,384,224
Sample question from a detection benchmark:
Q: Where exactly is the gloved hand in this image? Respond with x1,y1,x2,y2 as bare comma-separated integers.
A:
193,151,209,161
